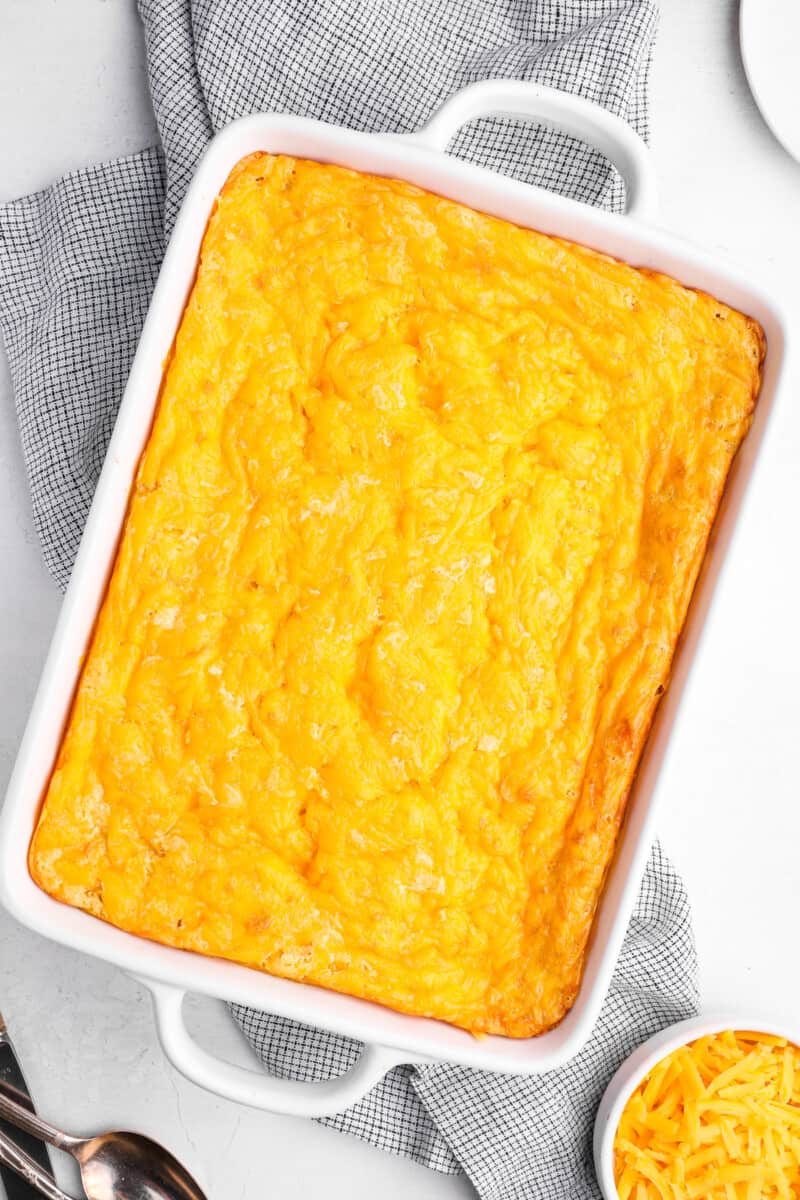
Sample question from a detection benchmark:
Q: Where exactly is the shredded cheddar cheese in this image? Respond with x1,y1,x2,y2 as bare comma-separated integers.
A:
614,1030,800,1200
29,155,764,1036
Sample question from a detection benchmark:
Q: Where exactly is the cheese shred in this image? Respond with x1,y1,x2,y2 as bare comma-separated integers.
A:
614,1031,800,1200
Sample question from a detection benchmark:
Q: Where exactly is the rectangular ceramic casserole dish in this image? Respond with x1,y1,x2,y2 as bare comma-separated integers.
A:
0,81,787,1116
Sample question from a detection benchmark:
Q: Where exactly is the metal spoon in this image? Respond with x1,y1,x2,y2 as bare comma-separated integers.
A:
0,1125,70,1200
0,1089,207,1200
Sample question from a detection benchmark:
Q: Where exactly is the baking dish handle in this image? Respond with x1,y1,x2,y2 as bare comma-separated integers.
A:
403,79,657,219
140,979,410,1116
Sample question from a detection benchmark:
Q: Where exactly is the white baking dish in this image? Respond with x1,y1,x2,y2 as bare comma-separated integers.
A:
0,81,787,1117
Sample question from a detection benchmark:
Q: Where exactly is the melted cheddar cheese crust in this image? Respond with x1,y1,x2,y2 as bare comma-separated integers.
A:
30,155,764,1036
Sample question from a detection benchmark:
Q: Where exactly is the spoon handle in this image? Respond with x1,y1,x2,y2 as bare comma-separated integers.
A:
0,1129,72,1200
0,1092,72,1151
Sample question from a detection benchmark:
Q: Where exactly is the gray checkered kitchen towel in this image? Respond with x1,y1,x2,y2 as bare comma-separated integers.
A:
0,2,699,1197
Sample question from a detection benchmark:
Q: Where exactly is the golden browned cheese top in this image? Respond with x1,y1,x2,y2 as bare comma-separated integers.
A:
30,155,763,1036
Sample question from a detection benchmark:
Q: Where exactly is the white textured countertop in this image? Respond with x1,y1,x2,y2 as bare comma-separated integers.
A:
1,2,798,1197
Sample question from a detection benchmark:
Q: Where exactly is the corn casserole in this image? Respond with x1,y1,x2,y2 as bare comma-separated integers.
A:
29,154,765,1037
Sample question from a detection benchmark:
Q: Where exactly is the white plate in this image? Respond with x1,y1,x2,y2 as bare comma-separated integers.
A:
740,0,800,162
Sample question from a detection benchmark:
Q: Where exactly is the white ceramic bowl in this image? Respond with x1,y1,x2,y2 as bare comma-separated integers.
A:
593,1012,800,1199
